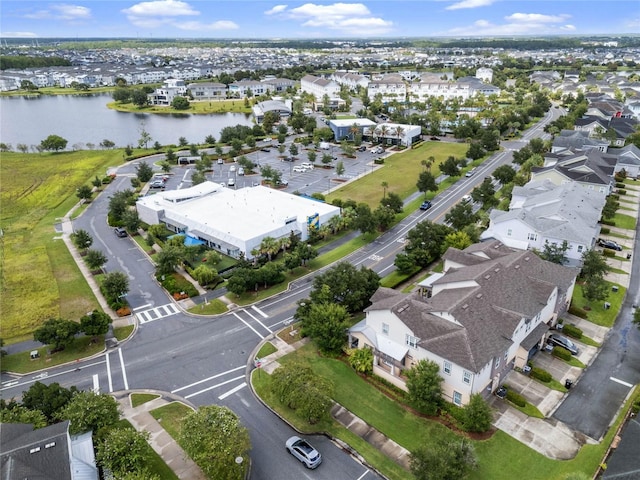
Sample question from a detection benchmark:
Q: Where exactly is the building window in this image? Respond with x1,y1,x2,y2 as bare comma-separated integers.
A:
507,228,512,237
443,361,452,375
527,232,537,241
504,351,508,361
405,334,419,348
463,370,471,384
495,357,500,368
382,323,389,335
453,391,462,406
577,245,583,253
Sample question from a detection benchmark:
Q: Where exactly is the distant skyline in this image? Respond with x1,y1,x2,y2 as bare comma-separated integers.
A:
1,0,639,40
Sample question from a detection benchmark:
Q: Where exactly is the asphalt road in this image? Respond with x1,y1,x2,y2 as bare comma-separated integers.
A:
2,104,578,478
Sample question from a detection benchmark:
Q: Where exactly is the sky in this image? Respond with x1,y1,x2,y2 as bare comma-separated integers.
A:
1,0,639,39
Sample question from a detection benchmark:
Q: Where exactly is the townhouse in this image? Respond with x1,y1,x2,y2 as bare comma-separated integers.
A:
349,240,577,406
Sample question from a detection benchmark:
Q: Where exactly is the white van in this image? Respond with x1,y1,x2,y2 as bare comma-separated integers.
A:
228,178,235,187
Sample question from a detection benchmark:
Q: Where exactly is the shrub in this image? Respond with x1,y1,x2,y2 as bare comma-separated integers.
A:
601,219,616,226
374,158,385,165
615,182,625,188
568,304,588,319
562,323,583,339
116,306,131,317
600,227,610,234
505,389,526,407
617,189,627,195
552,345,572,361
530,367,552,383
602,249,616,257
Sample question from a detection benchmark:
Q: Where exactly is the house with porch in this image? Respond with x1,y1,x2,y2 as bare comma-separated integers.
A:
348,241,577,406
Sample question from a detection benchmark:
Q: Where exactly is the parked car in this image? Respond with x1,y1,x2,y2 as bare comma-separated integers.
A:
282,157,295,162
230,165,236,172
357,145,367,152
465,168,476,177
300,162,314,170
598,239,622,251
292,166,307,173
285,436,322,469
217,158,224,164
495,386,507,399
260,148,270,153
461,194,472,203
419,200,432,211
114,227,127,238
237,167,245,176
429,136,441,141
278,179,289,187
227,178,235,187
547,333,580,355
149,180,165,189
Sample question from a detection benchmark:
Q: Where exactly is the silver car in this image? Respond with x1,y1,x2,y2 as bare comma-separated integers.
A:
285,436,322,469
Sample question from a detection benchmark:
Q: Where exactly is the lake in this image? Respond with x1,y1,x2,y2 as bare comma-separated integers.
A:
0,94,254,149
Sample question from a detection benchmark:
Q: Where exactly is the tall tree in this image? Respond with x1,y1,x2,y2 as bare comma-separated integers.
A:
417,171,438,198
405,359,443,415
80,310,111,338
310,262,379,314
300,301,350,355
136,161,153,182
40,135,68,152
85,249,108,271
101,271,130,303
71,229,93,251
96,428,152,478
21,381,78,423
33,318,80,351
410,439,478,480
58,391,120,434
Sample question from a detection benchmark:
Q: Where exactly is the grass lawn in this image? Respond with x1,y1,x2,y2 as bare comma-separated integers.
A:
131,392,161,408
256,342,619,480
1,335,105,374
149,401,194,444
611,212,637,230
256,341,277,359
326,142,468,208
187,299,229,315
113,325,135,341
572,282,625,327
1,150,131,342
107,99,252,115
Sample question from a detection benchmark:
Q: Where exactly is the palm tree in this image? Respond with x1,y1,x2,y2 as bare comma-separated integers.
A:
381,181,388,199
394,126,404,147
379,125,389,145
349,123,360,141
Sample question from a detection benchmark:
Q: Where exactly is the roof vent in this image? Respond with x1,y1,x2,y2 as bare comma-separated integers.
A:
397,304,409,313
462,304,469,309
476,293,482,299
514,265,520,269
45,442,56,449
484,275,491,280
30,447,41,454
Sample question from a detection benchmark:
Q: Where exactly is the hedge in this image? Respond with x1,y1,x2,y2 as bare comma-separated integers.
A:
568,304,588,319
506,389,526,407
562,323,583,340
602,249,616,257
617,189,627,195
552,345,572,361
530,367,552,383
601,219,616,226
600,227,610,234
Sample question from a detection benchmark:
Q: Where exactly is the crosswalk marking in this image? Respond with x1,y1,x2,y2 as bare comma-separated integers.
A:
137,303,180,324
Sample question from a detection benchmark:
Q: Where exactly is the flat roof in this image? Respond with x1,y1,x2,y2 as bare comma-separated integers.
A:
137,181,340,242
330,118,377,128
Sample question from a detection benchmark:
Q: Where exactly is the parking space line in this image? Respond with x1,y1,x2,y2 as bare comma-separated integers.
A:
610,377,633,388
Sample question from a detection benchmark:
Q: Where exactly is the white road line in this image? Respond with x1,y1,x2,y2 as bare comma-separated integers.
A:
92,374,100,393
172,365,246,394
242,308,272,334
118,348,129,390
610,377,633,388
251,305,269,318
133,303,152,310
0,360,106,392
356,470,370,480
106,352,113,392
232,312,264,339
184,375,245,399
218,382,247,400
137,303,180,324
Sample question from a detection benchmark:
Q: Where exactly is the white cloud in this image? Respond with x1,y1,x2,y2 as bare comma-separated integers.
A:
24,4,91,21
446,11,574,36
2,31,39,38
265,5,288,15
506,13,571,24
176,20,239,31
122,0,199,17
446,0,494,11
267,2,393,36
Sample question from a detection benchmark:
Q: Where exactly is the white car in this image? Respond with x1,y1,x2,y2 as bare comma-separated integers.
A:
237,167,245,176
300,163,314,170
292,166,307,173
230,165,236,172
286,436,322,469
461,194,472,203
227,178,235,187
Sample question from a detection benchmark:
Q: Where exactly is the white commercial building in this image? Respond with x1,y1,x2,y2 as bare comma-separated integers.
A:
136,182,341,259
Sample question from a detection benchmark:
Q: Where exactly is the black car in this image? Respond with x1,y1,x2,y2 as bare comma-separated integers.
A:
420,200,432,210
260,148,270,152
430,136,441,141
598,239,622,251
357,145,367,152
547,334,580,355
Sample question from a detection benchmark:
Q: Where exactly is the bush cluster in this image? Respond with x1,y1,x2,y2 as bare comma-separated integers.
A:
568,304,588,319
600,227,610,234
602,249,616,257
600,219,616,226
157,273,198,297
506,389,526,407
562,323,583,339
530,366,552,383
552,345,572,361
617,189,627,195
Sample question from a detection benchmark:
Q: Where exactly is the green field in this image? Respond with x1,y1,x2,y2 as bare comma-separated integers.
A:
0,150,128,342
327,141,469,208
107,98,253,115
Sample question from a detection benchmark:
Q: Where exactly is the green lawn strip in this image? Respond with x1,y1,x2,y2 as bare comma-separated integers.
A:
608,267,628,275
1,336,105,374
187,299,229,315
326,142,468,208
380,268,419,289
107,99,252,115
113,325,135,341
511,401,544,418
563,356,586,368
256,342,277,359
261,342,614,480
131,393,161,408
572,282,625,327
149,401,194,445
574,335,601,348
611,213,637,230
132,234,156,256
115,419,179,480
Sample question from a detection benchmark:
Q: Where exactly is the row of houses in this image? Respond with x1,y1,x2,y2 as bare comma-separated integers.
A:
348,94,640,406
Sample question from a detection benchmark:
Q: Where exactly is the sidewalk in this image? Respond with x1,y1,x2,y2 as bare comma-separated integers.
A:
113,391,207,480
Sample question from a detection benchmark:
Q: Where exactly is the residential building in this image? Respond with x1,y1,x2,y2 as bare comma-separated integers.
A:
300,74,340,102
608,144,640,178
253,99,292,124
349,241,577,406
187,81,227,100
1,421,98,480
481,180,606,266
367,74,407,103
136,181,341,260
147,78,187,106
